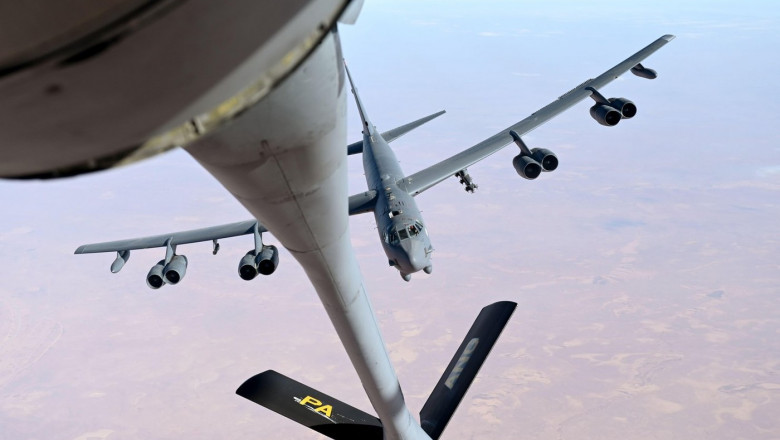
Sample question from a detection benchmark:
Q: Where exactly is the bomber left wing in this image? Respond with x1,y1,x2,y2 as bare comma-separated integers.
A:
74,220,263,255
398,34,675,196
74,219,274,288
75,192,378,288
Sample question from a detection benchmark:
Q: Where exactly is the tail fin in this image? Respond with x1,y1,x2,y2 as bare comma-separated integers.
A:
237,370,383,440
420,301,517,439
343,61,374,134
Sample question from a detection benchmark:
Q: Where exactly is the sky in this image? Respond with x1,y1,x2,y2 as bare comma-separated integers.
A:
2,1,780,439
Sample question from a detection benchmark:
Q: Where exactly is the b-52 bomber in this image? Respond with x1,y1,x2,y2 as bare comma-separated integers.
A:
75,35,674,287
71,32,674,439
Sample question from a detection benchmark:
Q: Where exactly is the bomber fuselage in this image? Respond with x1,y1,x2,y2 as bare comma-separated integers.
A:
362,128,433,280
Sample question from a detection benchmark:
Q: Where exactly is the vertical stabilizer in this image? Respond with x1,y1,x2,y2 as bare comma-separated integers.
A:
420,301,517,439
343,61,374,134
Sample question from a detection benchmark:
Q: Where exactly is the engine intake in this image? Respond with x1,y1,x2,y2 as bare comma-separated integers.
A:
238,245,280,280
531,148,558,172
509,131,557,177
257,245,280,275
239,250,259,281
512,154,542,180
590,103,622,126
146,260,166,289
163,255,188,285
608,98,637,119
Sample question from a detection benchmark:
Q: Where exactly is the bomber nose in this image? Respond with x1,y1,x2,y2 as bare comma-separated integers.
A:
407,252,426,272
400,239,429,273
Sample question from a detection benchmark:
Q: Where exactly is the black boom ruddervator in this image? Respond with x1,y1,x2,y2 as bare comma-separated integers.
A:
236,301,516,439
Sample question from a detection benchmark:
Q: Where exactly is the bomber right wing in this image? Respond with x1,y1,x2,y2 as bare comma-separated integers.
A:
398,34,675,197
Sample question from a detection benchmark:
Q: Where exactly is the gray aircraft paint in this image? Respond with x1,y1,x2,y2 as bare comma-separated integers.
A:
74,35,676,274
182,29,430,440
345,64,434,280
72,27,674,439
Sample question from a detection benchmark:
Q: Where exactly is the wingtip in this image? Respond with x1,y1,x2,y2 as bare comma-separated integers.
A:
662,34,676,41
74,246,85,254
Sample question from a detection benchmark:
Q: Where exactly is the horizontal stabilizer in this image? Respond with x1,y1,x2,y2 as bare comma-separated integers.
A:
348,190,378,215
347,110,446,155
420,301,517,439
236,370,383,440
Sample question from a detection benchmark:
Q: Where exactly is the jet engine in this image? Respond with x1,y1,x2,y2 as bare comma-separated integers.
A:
239,250,259,281
608,98,637,119
257,245,280,275
509,130,557,178
238,245,280,280
146,260,166,289
512,154,542,180
163,255,188,285
531,148,558,172
590,103,622,126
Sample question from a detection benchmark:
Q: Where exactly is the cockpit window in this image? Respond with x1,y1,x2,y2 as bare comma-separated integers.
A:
389,221,425,244
408,221,425,237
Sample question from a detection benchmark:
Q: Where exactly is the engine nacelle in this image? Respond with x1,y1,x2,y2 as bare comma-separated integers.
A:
512,154,542,180
257,245,280,275
531,148,558,172
238,251,259,281
163,255,188,285
590,103,622,126
608,98,637,119
146,260,166,289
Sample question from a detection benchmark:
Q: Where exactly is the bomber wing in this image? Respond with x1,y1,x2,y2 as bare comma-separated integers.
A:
75,191,378,256
74,220,263,254
74,191,378,286
74,219,269,285
398,34,675,196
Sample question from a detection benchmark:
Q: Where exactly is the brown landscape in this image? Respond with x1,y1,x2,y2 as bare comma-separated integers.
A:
1,1,778,439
